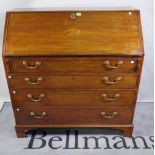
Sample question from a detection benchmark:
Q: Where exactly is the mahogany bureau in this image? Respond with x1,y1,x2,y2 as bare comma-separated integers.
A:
3,10,144,137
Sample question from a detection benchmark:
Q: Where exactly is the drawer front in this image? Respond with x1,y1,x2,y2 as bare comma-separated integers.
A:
12,90,136,107
10,58,137,74
9,74,137,89
14,107,133,125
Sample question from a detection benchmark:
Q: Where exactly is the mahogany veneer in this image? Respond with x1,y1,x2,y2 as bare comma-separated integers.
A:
3,10,144,137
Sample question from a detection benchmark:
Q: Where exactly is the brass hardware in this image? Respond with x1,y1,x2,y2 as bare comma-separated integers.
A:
104,60,123,69
101,93,120,101
24,77,43,85
70,13,76,19
102,76,122,85
13,90,16,94
16,108,20,112
27,94,45,102
131,60,134,64
101,112,118,119
70,12,81,19
129,12,132,15
76,12,82,16
30,112,47,119
8,76,11,79
23,61,42,69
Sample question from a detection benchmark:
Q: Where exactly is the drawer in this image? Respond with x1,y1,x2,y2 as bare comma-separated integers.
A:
9,74,137,89
12,89,136,107
9,58,137,74
14,107,133,125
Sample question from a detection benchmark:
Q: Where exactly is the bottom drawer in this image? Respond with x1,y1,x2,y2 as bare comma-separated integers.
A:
14,107,133,125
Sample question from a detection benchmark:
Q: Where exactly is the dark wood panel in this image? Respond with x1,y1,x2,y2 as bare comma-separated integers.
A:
14,107,133,125
12,89,136,107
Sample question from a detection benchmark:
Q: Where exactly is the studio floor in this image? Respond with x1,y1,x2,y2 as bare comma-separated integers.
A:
0,102,154,155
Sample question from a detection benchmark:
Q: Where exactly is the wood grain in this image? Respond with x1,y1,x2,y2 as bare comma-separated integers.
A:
12,89,136,107
9,74,137,89
2,10,144,137
3,11,144,56
14,107,133,125
9,57,137,74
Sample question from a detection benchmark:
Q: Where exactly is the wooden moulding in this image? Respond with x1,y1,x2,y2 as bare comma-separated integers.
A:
15,124,133,138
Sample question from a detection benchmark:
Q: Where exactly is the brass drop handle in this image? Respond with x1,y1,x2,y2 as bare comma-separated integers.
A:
102,76,122,85
30,112,47,119
24,77,43,85
70,12,82,19
27,94,45,102
104,60,123,69
101,93,120,101
23,61,42,69
101,112,118,119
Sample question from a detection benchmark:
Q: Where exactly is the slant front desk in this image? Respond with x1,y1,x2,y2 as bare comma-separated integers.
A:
3,10,144,137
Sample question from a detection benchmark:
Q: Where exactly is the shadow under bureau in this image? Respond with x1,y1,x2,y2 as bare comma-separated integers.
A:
3,10,144,137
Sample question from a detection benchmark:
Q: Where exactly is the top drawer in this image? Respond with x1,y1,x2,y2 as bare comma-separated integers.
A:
8,57,137,74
